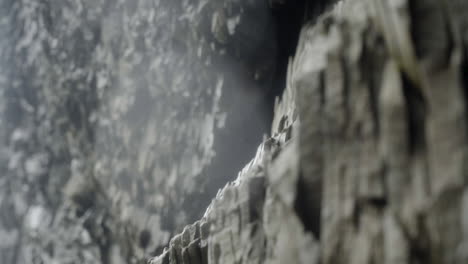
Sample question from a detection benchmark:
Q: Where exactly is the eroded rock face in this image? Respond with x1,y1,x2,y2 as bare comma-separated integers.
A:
150,0,468,263
150,121,320,264
149,48,321,264
0,0,280,262
3,0,466,263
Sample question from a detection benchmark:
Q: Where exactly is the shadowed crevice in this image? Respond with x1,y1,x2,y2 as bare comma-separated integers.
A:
401,73,427,155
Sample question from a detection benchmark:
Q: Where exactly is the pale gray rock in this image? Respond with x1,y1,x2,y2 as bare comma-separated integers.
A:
150,78,320,264
0,0,279,263
2,0,467,263
150,0,468,264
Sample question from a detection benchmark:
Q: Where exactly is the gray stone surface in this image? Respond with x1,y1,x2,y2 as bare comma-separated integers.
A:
150,0,468,263
0,0,278,263
2,0,468,263
149,124,320,264
150,52,320,264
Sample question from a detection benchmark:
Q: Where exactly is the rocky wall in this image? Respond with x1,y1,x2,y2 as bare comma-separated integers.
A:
150,0,468,263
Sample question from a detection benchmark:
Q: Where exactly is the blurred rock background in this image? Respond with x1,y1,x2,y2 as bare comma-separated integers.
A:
0,0,292,262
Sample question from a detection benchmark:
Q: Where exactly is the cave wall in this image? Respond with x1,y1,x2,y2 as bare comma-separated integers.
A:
150,0,468,263
0,0,282,263
2,0,466,263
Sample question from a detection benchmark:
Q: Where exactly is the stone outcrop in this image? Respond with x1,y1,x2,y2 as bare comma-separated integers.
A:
150,0,468,263
150,82,319,264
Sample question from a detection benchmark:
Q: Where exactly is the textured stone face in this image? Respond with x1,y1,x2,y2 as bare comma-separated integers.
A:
149,0,468,263
0,0,278,262
3,0,466,263
149,76,321,264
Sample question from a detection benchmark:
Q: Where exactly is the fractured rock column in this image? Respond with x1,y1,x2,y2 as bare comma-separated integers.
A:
292,0,468,263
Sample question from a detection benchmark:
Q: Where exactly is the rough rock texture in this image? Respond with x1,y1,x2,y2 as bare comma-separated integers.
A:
2,0,467,263
149,102,320,264
0,0,280,263
151,0,468,263
296,0,468,263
